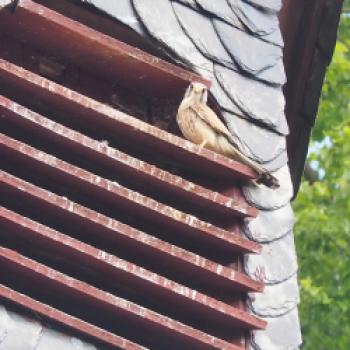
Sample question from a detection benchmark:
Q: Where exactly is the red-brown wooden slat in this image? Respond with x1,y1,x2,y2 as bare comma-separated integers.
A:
0,134,260,255
0,171,262,293
0,207,266,330
0,285,147,350
0,59,257,181
0,0,210,97
0,95,257,219
0,248,246,350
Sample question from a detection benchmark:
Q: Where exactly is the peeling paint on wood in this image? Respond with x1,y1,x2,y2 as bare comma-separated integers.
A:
0,95,257,219
0,59,257,181
0,248,249,350
0,135,260,254
0,207,265,330
0,171,261,292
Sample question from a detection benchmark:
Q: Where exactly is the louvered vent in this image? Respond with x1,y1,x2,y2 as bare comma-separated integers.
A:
0,1,265,349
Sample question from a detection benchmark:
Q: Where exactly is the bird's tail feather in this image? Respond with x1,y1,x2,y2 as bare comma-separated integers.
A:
223,138,280,189
256,172,280,189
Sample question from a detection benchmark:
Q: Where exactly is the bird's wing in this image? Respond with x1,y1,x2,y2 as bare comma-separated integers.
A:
189,103,233,140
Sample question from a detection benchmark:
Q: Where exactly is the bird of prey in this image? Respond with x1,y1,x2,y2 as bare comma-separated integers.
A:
177,82,279,188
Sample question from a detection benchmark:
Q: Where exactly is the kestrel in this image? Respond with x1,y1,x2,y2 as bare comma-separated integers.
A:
177,82,279,188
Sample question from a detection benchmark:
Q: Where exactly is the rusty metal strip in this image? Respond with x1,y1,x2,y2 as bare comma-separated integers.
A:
0,207,266,330
0,59,256,181
0,134,260,254
0,248,246,350
0,170,262,292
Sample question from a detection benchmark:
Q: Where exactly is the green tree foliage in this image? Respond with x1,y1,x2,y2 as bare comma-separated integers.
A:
293,3,350,349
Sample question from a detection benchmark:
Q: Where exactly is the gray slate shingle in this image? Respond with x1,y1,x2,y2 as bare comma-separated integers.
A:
213,18,282,74
244,232,298,284
242,0,282,14
222,111,286,164
0,304,103,350
82,0,146,35
243,203,295,243
132,0,213,77
243,164,294,210
249,308,302,350
228,0,279,36
214,65,288,134
248,275,300,317
172,2,236,69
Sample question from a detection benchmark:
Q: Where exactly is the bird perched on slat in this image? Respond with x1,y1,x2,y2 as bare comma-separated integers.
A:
177,82,279,189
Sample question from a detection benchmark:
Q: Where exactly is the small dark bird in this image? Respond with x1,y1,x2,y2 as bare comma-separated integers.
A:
177,82,279,189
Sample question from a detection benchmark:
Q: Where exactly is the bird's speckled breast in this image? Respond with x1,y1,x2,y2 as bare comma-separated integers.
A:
177,107,217,147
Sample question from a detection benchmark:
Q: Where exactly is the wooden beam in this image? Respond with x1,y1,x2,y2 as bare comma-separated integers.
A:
0,207,266,331
0,0,210,97
0,59,256,181
0,248,246,350
0,135,260,255
0,95,257,219
0,171,263,293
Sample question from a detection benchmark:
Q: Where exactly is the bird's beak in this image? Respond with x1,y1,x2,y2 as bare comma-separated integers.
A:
193,86,202,94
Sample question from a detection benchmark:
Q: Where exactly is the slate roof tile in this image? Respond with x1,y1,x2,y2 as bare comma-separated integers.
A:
242,0,282,14
175,0,198,9
36,327,100,350
259,26,284,48
243,203,294,243
214,65,288,134
132,0,213,77
194,0,244,30
244,232,298,284
261,150,289,172
248,275,300,317
249,308,302,350
213,18,282,75
0,307,42,350
222,111,286,164
228,0,279,36
83,0,146,35
0,304,104,350
256,58,286,86
172,2,236,69
210,76,246,116
243,165,294,210
0,305,10,343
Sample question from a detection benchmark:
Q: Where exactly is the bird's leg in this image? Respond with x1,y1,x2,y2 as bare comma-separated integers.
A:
199,140,207,149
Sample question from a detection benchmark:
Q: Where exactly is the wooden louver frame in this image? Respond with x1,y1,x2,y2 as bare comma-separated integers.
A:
0,1,265,349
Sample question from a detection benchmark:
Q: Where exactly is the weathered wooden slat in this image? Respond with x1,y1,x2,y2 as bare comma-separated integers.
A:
0,248,246,350
0,171,262,293
0,285,147,350
0,134,260,255
0,59,256,181
0,1,12,9
0,95,256,219
0,0,209,97
0,207,266,331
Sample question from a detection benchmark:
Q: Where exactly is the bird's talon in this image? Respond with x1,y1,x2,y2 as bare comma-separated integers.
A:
199,140,207,149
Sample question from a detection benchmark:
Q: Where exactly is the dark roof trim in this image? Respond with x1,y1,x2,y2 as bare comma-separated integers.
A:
280,0,343,195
